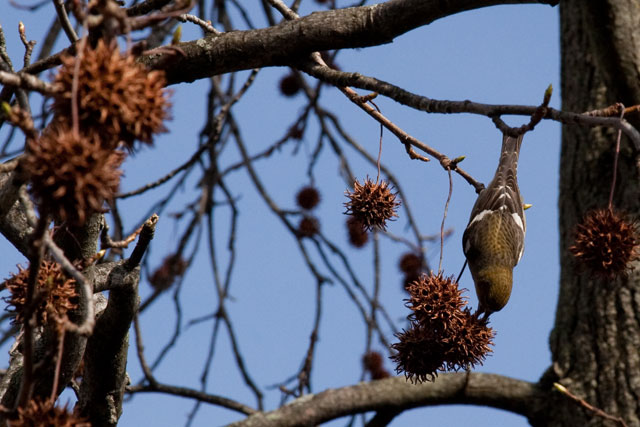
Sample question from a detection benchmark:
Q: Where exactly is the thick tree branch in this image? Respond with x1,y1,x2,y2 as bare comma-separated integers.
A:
77,216,157,426
228,373,545,427
139,0,557,84
0,215,101,419
301,62,640,148
0,171,32,257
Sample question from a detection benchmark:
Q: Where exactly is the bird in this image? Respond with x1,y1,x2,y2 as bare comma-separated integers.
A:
462,133,526,319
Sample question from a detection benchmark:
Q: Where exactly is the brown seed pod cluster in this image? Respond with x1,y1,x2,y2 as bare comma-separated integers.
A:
8,399,88,427
362,351,390,380
149,254,188,291
346,217,368,248
52,39,170,149
398,252,426,292
570,208,639,278
391,272,494,383
21,39,171,225
344,177,400,231
298,216,320,238
3,261,78,327
23,123,124,224
279,73,302,97
296,186,321,210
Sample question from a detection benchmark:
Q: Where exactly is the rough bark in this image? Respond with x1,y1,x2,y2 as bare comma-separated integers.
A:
76,263,140,427
0,171,32,257
545,1,640,425
229,373,544,427
138,0,557,85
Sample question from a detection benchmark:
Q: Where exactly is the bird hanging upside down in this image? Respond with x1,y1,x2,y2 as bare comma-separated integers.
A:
462,134,526,319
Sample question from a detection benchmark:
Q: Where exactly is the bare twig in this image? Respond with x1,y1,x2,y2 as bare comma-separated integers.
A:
301,61,640,151
553,383,628,427
49,330,65,402
177,14,220,34
116,143,208,199
52,0,78,42
127,382,256,416
307,60,484,192
439,168,453,273
43,234,94,336
608,106,625,210
133,314,157,386
18,22,37,68
0,70,58,95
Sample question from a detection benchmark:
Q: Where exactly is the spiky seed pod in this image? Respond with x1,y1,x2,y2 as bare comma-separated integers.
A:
404,273,467,327
149,254,188,291
445,309,495,371
362,351,383,372
392,272,494,382
8,399,89,427
22,122,124,224
391,323,448,383
362,351,391,380
298,216,320,238
4,261,78,327
288,126,304,140
399,252,423,275
344,177,400,231
52,39,170,150
279,73,301,97
569,208,639,277
296,186,321,210
346,217,368,248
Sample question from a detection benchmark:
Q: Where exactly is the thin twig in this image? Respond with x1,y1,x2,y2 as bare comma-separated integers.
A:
52,0,78,42
177,14,221,34
49,330,65,402
116,143,209,199
553,383,628,427
43,233,94,335
127,382,256,416
100,219,145,249
608,106,625,210
71,35,89,139
439,168,453,273
133,314,157,386
265,0,298,20
18,22,37,68
300,61,640,151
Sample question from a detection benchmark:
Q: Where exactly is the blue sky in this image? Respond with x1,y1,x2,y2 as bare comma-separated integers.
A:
0,2,560,426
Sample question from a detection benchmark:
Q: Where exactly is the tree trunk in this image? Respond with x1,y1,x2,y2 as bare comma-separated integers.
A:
548,0,640,425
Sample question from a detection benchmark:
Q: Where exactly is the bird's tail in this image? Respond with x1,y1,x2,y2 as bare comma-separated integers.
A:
495,134,524,184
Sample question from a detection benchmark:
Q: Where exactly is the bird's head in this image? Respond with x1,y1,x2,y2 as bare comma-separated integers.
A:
473,265,513,315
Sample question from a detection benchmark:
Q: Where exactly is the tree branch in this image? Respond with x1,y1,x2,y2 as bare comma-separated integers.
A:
126,382,257,416
76,216,156,426
139,0,557,85
0,171,32,257
228,373,545,427
301,61,640,149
